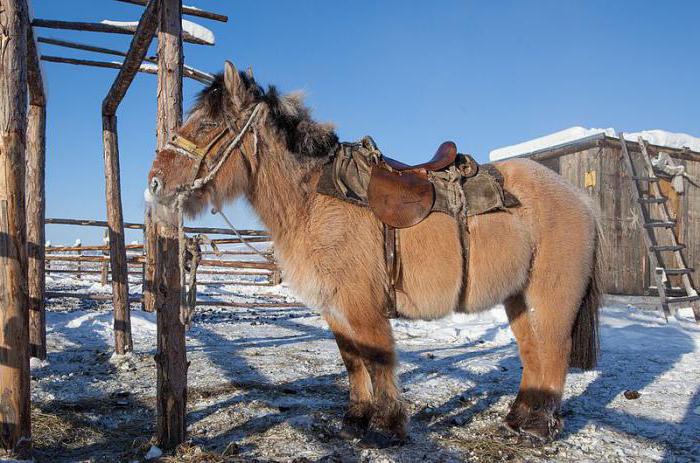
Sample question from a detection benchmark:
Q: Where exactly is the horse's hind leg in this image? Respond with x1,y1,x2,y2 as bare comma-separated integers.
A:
503,294,543,433
516,268,587,440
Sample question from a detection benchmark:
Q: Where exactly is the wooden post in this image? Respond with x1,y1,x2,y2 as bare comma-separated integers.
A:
101,230,110,285
101,0,158,355
26,24,47,360
75,240,82,279
102,114,132,353
0,0,32,457
154,0,187,449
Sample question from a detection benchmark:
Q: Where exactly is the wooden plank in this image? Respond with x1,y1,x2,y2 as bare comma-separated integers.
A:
31,18,213,46
0,0,32,457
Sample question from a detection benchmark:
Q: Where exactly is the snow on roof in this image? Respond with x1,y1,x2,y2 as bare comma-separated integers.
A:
489,126,700,161
100,19,215,45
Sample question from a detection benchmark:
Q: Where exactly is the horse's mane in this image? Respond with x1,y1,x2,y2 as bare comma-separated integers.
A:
193,72,338,159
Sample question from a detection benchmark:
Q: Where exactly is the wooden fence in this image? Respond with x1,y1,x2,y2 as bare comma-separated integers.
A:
44,218,293,308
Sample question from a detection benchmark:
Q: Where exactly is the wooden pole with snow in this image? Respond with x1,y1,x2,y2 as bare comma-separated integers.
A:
153,0,187,449
102,0,159,354
26,21,48,360
0,0,32,457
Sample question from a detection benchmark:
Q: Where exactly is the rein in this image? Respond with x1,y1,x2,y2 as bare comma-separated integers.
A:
167,103,268,327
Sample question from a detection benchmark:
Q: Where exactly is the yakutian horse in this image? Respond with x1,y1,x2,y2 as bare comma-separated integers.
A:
147,61,601,443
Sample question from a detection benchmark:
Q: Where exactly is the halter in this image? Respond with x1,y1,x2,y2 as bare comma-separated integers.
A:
162,102,265,328
167,102,263,194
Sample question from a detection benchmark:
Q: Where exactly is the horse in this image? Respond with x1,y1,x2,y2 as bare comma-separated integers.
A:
147,60,601,443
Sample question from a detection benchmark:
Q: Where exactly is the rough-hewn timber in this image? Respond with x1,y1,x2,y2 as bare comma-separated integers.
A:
0,0,31,457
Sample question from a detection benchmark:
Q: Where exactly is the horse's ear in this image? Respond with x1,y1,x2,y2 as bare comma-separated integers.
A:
245,66,254,80
224,60,244,107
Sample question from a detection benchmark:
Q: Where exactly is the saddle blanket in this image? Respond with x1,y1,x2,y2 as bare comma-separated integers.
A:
317,136,520,220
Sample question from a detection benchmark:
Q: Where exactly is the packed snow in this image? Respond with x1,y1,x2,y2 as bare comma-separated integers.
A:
29,265,700,462
489,126,700,161
100,19,215,45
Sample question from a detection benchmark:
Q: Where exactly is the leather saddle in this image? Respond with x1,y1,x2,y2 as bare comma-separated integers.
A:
367,141,477,228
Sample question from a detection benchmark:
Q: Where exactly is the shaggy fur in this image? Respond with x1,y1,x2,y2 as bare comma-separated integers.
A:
193,72,338,159
148,61,601,443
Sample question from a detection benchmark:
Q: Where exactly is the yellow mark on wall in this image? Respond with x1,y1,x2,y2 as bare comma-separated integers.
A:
584,170,596,188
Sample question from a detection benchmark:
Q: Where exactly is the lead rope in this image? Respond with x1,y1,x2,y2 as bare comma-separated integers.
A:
174,103,265,328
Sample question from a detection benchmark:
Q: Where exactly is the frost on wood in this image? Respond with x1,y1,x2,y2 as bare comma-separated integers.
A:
490,126,700,161
100,18,215,45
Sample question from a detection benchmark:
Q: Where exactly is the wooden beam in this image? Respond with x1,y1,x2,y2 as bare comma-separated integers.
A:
41,55,213,84
37,38,214,83
116,0,229,23
154,0,187,449
100,0,159,355
26,19,47,361
0,0,32,457
31,18,213,45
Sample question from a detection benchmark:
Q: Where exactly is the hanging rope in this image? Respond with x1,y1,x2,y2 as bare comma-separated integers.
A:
212,207,274,263
172,103,266,328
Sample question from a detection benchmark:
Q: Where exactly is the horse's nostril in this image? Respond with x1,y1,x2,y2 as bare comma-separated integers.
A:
150,177,161,195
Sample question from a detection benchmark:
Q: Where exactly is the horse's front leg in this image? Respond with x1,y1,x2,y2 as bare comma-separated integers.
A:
325,303,408,441
327,323,374,436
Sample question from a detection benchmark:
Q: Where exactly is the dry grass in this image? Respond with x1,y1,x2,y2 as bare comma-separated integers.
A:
161,441,243,463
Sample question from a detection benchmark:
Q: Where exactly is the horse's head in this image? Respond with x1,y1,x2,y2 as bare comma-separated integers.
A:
147,61,265,223
147,60,338,225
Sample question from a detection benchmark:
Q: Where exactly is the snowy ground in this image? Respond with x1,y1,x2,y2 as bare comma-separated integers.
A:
27,271,700,462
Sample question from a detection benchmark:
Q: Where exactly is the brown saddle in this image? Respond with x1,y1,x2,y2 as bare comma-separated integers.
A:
367,141,476,228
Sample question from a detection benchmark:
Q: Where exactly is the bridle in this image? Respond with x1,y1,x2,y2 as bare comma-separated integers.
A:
166,102,264,194
159,102,266,328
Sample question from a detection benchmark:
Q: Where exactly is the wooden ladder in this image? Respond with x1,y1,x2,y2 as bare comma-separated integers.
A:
619,133,700,322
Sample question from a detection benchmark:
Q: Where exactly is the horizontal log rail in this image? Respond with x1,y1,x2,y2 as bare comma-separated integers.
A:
46,218,270,237
46,243,143,252
40,52,213,84
31,18,213,45
45,292,301,308
115,0,228,23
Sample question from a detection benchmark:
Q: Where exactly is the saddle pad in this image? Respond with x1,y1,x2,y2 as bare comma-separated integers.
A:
317,138,519,223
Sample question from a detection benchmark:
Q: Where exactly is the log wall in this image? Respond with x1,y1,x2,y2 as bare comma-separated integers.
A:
533,141,699,295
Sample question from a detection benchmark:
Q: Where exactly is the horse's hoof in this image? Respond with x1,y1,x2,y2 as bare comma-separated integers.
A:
359,430,408,449
520,413,562,444
372,399,409,439
339,418,368,440
340,405,372,440
499,420,521,437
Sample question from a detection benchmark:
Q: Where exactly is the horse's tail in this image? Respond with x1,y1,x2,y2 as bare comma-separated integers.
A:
569,222,602,370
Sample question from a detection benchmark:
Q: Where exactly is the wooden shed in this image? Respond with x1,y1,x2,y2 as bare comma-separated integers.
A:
491,130,700,296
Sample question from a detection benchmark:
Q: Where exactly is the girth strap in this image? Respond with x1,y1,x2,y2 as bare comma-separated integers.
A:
384,224,401,318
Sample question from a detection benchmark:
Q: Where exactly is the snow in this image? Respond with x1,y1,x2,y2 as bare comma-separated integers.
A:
101,19,215,44
33,268,700,461
489,126,700,161
182,19,215,44
144,446,162,460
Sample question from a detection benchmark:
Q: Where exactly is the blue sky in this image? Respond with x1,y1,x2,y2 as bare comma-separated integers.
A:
35,0,700,244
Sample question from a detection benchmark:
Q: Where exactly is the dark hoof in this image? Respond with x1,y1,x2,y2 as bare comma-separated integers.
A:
339,402,373,439
498,420,521,437
520,412,563,443
359,430,408,449
372,399,409,440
